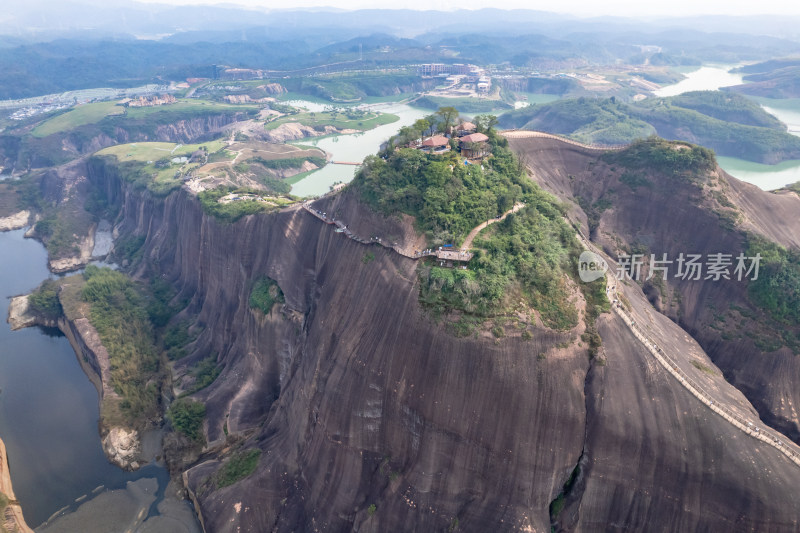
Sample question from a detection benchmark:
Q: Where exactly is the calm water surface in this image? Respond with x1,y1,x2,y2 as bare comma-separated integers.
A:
653,65,744,97
0,229,168,527
656,65,800,190
289,102,428,197
289,99,521,197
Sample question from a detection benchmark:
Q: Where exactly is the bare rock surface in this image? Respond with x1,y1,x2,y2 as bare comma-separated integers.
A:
80,136,800,532
263,122,338,143
37,477,156,533
0,210,30,232
68,317,119,401
7,295,36,331
48,232,94,273
508,134,800,445
102,428,141,470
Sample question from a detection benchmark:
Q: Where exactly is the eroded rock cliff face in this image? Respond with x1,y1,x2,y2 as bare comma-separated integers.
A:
8,112,249,172
59,113,246,160
88,145,800,532
510,135,800,449
106,182,587,532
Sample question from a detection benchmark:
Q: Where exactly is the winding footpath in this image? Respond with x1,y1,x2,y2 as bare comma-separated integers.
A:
300,130,800,469
575,230,800,468
503,129,800,465
302,202,524,262
460,202,525,250
301,191,800,466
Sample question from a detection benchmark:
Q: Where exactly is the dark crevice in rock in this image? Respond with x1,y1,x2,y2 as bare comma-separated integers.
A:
550,356,597,532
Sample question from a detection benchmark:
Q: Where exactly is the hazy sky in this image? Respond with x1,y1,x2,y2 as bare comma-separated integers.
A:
135,0,800,18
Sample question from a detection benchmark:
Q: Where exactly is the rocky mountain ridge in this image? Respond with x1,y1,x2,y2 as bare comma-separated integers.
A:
71,136,800,532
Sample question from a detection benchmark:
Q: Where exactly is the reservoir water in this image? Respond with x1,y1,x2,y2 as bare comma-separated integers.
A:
289,102,427,197
288,99,519,197
653,65,744,97
655,65,800,190
752,96,800,136
513,94,561,109
289,74,800,195
0,229,197,530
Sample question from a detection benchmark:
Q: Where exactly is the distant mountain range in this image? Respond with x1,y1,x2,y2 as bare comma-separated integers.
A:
1,5,800,101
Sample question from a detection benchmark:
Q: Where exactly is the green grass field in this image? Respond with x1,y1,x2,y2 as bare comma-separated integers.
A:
97,139,228,195
125,99,257,118
97,139,227,162
284,168,319,185
32,101,124,137
265,110,398,131
32,99,258,138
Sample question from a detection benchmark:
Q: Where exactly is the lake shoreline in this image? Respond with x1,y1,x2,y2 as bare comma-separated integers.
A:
656,64,800,190
0,229,200,530
0,437,35,533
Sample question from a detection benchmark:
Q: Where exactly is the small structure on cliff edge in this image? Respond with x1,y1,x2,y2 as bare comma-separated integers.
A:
459,132,489,158
421,135,450,153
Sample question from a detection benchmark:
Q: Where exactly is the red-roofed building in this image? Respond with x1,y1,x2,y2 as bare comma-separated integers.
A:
421,135,450,152
459,132,489,158
456,121,477,136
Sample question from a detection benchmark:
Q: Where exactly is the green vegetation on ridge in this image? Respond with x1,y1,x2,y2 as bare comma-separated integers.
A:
168,398,206,442
28,279,63,320
79,265,162,425
32,101,124,137
92,141,225,196
746,236,800,352
253,155,326,170
275,72,430,102
354,122,595,327
357,133,525,244
214,449,261,488
499,91,800,163
197,187,295,222
181,354,222,396
729,59,800,98
499,97,655,146
97,139,226,163
602,137,716,181
666,91,784,129
265,108,399,131
6,100,256,172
